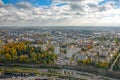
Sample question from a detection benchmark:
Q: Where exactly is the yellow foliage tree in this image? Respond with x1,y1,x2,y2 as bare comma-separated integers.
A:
5,53,12,61
19,55,27,62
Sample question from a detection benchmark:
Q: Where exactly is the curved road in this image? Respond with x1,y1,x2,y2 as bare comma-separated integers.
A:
110,53,120,71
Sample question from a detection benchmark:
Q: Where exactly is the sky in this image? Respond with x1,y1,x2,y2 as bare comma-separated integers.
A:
0,0,120,27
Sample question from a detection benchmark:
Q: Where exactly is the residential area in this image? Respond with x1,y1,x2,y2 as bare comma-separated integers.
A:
0,27,120,80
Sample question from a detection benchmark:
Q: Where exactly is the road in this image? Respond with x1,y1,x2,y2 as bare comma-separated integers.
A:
110,53,120,71
0,67,117,80
0,66,118,80
1,63,120,79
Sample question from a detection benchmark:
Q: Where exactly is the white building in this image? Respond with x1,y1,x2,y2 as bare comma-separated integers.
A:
66,47,80,58
66,47,72,58
54,46,60,55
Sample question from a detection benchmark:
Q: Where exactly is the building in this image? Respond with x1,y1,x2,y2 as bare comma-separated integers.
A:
54,46,60,55
66,47,80,58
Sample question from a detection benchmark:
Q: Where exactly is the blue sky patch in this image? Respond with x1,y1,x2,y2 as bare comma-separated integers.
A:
2,0,52,6
98,0,109,5
98,0,120,5
56,3,67,7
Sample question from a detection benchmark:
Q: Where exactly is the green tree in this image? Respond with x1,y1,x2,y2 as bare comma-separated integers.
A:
30,52,38,63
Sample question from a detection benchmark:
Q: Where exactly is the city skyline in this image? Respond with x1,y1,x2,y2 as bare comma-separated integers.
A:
0,0,120,26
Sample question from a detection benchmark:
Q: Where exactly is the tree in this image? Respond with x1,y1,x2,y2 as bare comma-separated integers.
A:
5,53,12,61
0,50,4,61
10,48,18,61
86,45,92,49
30,52,38,63
83,59,90,65
19,55,28,63
97,61,109,69
77,59,83,65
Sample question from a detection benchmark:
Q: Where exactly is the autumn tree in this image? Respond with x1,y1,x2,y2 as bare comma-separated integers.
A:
19,55,28,63
0,42,57,64
5,53,12,61
10,48,18,61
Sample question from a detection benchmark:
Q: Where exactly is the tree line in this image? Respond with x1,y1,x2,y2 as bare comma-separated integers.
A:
0,42,57,64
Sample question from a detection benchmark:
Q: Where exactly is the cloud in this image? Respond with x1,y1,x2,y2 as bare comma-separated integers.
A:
0,0,4,6
0,0,120,26
16,2,33,9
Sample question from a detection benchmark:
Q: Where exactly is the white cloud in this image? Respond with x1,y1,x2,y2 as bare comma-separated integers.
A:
0,0,4,6
0,0,120,26
16,2,33,9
